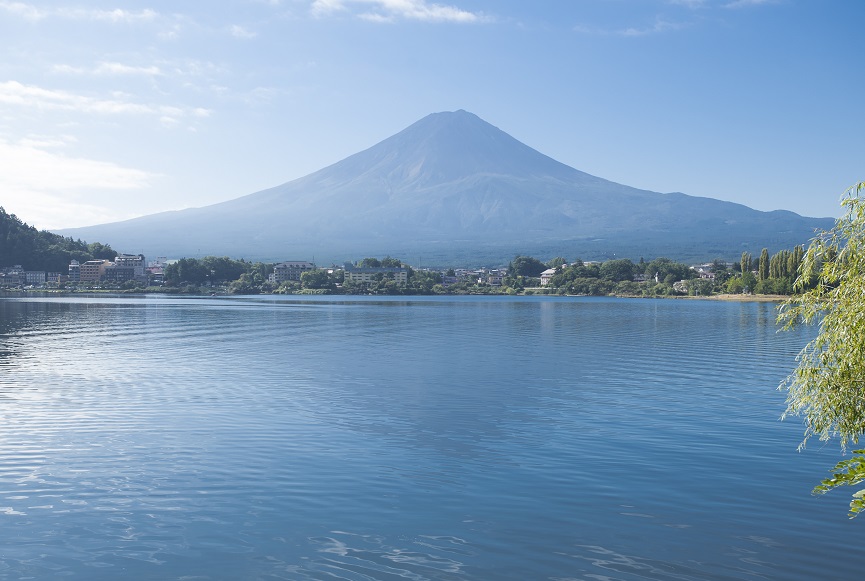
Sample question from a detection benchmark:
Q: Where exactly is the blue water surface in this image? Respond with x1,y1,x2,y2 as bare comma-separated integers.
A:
0,295,860,580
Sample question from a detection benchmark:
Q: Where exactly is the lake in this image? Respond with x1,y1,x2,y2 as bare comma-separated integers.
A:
0,294,861,580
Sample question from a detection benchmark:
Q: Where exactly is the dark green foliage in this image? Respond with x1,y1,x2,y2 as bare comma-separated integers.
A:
164,258,208,284
723,245,805,295
408,269,443,293
301,269,337,290
643,257,695,283
0,207,116,271
711,259,732,285
163,256,262,286
599,258,636,282
508,255,547,277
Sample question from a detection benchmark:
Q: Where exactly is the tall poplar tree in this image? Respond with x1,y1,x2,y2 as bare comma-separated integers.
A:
740,252,752,275
758,248,770,281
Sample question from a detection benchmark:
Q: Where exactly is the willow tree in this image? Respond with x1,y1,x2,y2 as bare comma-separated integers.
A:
778,181,865,517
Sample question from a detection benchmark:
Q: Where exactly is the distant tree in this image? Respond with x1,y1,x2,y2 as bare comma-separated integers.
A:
547,256,567,268
380,256,402,267
644,257,694,283
164,258,208,285
201,256,247,282
301,269,336,290
599,258,635,282
359,258,381,268
686,278,713,296
740,252,753,276
508,255,547,277
711,259,732,285
758,248,770,281
741,270,757,293
725,276,744,294
407,269,441,293
87,242,117,260
0,207,116,272
228,272,262,294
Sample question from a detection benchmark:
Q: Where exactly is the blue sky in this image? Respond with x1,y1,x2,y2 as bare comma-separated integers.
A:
1,0,862,230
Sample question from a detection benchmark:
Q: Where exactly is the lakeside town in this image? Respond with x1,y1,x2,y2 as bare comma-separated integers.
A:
0,246,804,298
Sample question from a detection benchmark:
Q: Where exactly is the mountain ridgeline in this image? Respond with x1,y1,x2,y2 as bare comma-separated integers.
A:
55,110,833,264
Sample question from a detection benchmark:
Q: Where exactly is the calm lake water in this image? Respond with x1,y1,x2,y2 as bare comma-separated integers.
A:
0,294,861,580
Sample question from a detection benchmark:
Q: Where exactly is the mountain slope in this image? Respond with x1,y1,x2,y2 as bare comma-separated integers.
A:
56,110,832,264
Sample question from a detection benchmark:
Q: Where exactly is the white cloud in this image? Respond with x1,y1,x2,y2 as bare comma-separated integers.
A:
575,17,687,37
725,0,778,7
310,0,481,23
619,18,686,36
0,1,44,20
0,81,211,124
230,24,257,38
0,136,155,229
86,8,158,23
0,2,158,22
667,0,707,8
52,62,163,77
95,62,163,76
311,0,347,17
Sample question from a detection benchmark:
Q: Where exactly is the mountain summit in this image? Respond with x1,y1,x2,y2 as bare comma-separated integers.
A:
57,110,831,264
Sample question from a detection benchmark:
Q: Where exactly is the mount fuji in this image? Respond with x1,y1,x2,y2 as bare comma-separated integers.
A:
56,110,831,265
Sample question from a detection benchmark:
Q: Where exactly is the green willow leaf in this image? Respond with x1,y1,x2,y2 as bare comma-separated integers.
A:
780,182,865,517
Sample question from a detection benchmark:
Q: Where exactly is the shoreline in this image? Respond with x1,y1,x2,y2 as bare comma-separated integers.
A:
2,288,792,302
691,293,788,302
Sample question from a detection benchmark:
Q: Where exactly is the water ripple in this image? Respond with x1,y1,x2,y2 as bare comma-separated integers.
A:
0,295,858,580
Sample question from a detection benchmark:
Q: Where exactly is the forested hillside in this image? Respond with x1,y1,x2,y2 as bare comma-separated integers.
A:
0,207,116,272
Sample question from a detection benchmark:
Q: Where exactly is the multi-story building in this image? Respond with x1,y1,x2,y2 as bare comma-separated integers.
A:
103,266,136,283
24,271,46,285
79,260,109,283
106,254,147,283
269,261,316,284
344,266,408,285
0,265,25,287
68,260,81,282
114,254,146,279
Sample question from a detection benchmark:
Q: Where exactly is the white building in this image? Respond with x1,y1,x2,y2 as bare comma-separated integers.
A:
344,266,408,285
269,261,316,284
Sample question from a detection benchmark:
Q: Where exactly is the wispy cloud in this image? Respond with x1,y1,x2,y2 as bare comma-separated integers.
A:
51,62,164,77
667,0,707,8
0,135,155,229
0,81,210,125
575,17,688,37
310,0,482,23
724,0,778,7
619,18,687,36
0,2,158,22
229,24,257,38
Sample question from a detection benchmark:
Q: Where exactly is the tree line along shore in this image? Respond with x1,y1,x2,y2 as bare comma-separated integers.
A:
0,204,813,298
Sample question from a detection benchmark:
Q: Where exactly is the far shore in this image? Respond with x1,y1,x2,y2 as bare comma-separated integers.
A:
1,288,792,302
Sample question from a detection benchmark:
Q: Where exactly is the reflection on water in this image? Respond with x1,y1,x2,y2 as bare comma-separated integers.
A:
0,295,861,580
